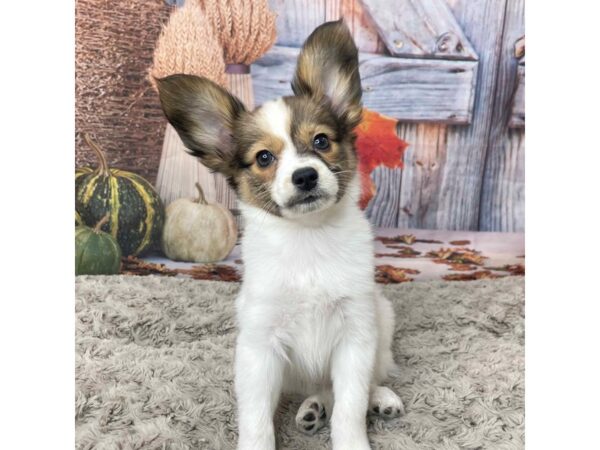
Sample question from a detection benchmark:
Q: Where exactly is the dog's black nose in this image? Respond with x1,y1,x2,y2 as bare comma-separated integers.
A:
292,167,319,191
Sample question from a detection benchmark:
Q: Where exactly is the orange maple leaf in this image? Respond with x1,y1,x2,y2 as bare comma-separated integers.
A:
354,109,408,209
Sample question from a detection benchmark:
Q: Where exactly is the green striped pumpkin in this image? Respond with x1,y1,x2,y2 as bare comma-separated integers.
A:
75,134,165,256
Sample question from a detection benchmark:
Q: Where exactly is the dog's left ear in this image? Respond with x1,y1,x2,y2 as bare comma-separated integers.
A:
292,20,362,129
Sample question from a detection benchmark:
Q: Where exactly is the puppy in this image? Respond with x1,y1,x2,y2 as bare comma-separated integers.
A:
157,20,404,450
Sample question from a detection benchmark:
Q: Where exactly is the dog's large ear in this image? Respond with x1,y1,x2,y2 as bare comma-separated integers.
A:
156,74,246,175
291,20,362,128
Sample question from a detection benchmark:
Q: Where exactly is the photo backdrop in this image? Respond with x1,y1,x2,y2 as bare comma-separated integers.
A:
75,0,524,232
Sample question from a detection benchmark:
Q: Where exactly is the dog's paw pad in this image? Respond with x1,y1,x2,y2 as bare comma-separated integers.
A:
370,386,405,420
295,396,328,435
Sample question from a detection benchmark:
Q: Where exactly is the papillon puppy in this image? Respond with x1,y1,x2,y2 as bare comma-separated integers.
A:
157,20,404,450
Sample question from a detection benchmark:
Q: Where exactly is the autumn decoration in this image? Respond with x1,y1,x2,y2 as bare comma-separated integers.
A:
354,109,409,209
442,271,502,282
375,265,420,284
75,134,165,256
484,264,525,276
120,256,178,277
75,215,122,275
426,247,486,267
376,234,417,245
121,256,241,282
161,183,238,263
177,264,242,282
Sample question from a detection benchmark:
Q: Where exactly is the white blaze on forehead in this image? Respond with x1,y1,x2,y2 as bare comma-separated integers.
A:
258,98,300,205
256,98,294,150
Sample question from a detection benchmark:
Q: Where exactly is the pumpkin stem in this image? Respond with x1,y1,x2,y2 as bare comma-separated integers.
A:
83,133,110,176
93,213,111,233
194,182,207,204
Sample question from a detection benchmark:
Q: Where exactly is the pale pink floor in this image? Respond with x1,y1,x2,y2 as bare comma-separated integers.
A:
144,228,524,282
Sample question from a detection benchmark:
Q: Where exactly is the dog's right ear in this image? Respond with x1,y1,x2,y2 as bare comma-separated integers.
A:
156,75,246,175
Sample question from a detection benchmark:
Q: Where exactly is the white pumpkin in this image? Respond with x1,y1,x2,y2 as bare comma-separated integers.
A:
161,183,238,262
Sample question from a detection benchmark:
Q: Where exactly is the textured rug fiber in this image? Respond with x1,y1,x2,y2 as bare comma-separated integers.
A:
76,275,524,450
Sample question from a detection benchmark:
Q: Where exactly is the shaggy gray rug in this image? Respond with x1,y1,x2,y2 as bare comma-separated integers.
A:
76,276,524,450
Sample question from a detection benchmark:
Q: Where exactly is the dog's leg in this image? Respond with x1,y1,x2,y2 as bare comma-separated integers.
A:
373,292,399,383
295,390,333,435
329,316,377,450
369,386,405,419
235,334,284,450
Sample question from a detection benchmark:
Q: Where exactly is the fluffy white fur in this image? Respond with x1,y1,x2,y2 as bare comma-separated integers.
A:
234,101,403,450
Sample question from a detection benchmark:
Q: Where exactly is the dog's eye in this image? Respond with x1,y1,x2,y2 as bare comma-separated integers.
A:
256,150,275,168
313,134,330,151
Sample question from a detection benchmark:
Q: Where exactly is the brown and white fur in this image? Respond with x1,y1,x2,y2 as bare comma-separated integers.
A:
157,20,404,450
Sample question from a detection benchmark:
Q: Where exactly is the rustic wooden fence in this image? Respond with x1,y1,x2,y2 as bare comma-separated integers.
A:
260,0,525,232
75,0,524,232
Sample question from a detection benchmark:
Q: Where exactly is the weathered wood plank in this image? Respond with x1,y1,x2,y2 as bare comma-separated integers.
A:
365,166,402,226
358,0,477,60
409,0,509,230
479,0,525,231
359,52,476,123
509,61,525,128
367,122,452,228
396,124,448,228
368,0,508,230
325,0,342,21
340,0,387,53
253,45,477,124
270,0,385,52
270,0,328,47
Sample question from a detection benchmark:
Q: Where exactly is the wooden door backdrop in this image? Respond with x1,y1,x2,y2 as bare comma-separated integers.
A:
260,0,524,232
75,0,524,232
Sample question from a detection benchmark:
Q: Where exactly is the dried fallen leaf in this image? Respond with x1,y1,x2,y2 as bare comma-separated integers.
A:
427,248,454,260
376,234,417,245
447,263,477,271
355,109,409,209
443,270,503,281
120,256,178,276
375,265,420,284
177,264,241,282
485,264,525,276
375,253,404,258
386,245,422,257
426,247,486,266
459,253,485,266
449,240,471,246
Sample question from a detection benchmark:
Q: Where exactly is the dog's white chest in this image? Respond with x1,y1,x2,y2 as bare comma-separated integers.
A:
241,212,375,298
236,200,376,384
275,292,347,382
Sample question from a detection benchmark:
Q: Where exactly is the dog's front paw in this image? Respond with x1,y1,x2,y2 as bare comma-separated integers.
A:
369,386,405,419
295,395,328,435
